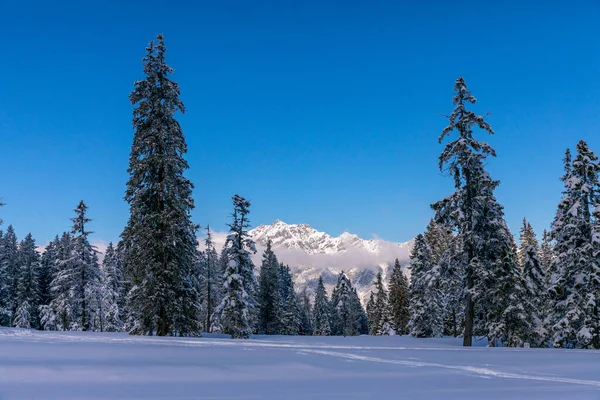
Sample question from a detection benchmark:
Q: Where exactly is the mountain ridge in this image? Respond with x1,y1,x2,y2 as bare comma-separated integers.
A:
248,220,413,304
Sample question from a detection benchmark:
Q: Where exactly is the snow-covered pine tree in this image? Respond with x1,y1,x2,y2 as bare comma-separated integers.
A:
0,229,6,325
388,258,409,335
45,233,74,330
14,234,40,329
368,272,390,335
352,287,369,335
69,201,103,331
0,225,18,326
423,219,460,336
424,219,452,264
298,289,314,335
99,243,124,332
518,218,547,344
590,204,600,348
408,234,443,338
540,229,554,273
199,226,221,333
484,221,533,347
548,142,600,348
437,236,465,337
215,195,257,339
313,275,331,335
277,263,298,334
366,292,376,334
432,77,509,346
0,228,13,326
120,34,200,336
257,240,282,334
281,286,301,335
330,271,362,336
278,263,293,305
38,237,59,313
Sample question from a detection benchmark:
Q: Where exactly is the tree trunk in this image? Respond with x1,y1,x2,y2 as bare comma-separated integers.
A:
206,268,212,333
463,271,474,346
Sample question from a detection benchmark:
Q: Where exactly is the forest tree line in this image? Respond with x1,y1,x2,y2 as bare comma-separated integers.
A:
1,35,599,348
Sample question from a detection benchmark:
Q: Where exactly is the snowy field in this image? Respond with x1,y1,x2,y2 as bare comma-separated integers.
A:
1,329,600,400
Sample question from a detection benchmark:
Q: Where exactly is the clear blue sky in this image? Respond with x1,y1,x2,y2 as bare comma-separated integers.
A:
1,0,599,246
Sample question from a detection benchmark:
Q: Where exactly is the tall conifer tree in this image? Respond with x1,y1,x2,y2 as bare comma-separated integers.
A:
14,233,40,329
121,34,199,336
408,234,443,338
313,275,331,336
0,226,18,326
199,226,221,332
330,272,363,336
432,77,509,346
45,233,74,330
99,243,124,332
215,195,257,339
257,240,282,334
0,226,18,325
388,258,409,334
70,201,103,331
518,219,546,343
540,229,554,273
548,142,600,348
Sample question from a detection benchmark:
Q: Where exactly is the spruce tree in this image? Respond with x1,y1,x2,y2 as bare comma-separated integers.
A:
14,234,40,329
484,227,533,347
424,219,452,264
282,288,301,335
121,34,200,336
278,263,294,305
408,234,443,338
0,226,18,326
277,263,297,333
432,77,509,346
437,237,465,337
199,226,221,333
518,219,546,343
330,272,362,336
300,289,313,335
46,232,75,330
215,195,257,339
388,258,409,335
366,292,376,334
368,272,390,335
540,229,554,273
352,287,369,335
99,243,124,332
0,229,11,325
70,201,103,331
548,142,600,348
38,237,59,311
313,275,331,335
257,240,282,334
0,229,5,324
298,289,314,335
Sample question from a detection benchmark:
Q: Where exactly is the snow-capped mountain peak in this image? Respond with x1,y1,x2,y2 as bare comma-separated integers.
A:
249,220,413,304
250,220,400,256
251,220,341,254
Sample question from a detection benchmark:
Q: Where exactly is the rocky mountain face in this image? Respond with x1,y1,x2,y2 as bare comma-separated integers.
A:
249,220,413,304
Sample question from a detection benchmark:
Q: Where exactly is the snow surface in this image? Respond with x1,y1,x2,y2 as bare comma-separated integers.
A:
1,329,600,399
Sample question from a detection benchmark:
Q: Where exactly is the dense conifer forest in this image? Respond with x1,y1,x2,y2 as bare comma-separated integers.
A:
1,35,599,349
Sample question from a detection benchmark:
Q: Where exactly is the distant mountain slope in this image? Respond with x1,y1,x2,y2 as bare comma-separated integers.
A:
249,220,413,303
